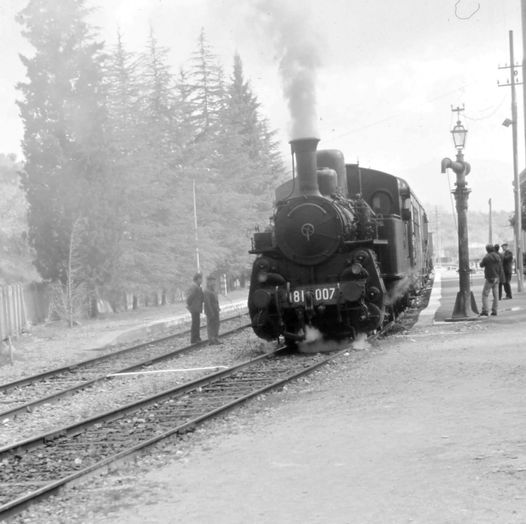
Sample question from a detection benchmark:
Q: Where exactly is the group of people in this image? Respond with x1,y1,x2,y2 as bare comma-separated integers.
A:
185,272,221,345
479,242,514,317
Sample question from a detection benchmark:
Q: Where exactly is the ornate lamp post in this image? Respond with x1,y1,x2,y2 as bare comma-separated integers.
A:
441,109,479,320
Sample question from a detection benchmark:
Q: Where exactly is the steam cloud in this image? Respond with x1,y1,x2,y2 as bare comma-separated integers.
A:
298,326,352,354
251,1,322,139
384,273,418,306
351,332,369,351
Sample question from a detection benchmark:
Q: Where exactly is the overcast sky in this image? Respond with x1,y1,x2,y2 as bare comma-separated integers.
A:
0,0,523,212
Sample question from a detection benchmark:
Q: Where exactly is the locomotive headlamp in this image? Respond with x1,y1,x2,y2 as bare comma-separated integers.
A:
256,258,271,271
253,289,272,309
351,262,363,275
353,250,369,264
451,120,467,151
261,272,286,286
367,286,381,300
256,259,273,283
341,281,363,302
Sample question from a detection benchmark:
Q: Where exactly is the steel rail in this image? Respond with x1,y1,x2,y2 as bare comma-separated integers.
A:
0,346,346,520
0,312,248,393
0,322,250,420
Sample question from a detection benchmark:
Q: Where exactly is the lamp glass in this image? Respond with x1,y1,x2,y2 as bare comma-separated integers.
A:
451,121,467,150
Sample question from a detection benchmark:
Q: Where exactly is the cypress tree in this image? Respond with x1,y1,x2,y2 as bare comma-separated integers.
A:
16,0,108,289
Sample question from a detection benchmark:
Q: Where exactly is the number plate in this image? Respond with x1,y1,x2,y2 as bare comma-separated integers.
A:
289,285,338,304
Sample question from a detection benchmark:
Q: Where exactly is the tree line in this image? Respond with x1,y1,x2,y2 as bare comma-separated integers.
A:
15,0,286,318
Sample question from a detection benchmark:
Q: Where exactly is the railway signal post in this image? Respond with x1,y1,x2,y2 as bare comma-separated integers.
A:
441,108,479,320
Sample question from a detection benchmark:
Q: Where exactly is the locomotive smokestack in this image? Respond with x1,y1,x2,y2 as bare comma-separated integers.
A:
290,137,321,197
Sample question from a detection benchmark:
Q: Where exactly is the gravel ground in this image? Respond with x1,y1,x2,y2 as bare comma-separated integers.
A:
0,321,261,447
0,290,249,382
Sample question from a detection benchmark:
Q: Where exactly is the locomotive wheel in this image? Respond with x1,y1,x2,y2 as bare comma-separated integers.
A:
252,310,280,340
362,303,384,332
283,336,298,349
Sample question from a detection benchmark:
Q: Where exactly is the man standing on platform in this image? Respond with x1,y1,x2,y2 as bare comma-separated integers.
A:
203,275,220,345
501,242,513,299
186,273,204,343
479,244,501,316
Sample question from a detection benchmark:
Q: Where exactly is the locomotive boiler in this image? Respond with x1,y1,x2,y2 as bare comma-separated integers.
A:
248,137,432,346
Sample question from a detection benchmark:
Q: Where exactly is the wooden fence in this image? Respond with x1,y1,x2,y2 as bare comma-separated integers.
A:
0,283,49,340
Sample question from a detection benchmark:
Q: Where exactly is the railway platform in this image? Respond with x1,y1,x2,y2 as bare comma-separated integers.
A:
416,266,526,326
91,289,249,348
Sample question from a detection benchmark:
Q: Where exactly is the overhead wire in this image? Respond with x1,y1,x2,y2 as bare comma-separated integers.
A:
330,79,482,140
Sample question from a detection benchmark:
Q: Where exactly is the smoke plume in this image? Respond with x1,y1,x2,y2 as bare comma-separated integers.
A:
250,0,323,139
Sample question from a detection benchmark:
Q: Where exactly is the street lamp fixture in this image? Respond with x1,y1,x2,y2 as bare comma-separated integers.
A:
441,108,479,320
451,120,468,151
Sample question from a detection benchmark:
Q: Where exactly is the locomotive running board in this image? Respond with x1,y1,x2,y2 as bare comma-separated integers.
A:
343,239,388,246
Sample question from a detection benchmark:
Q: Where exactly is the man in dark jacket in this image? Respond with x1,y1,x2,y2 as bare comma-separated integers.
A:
203,275,220,345
186,273,204,343
479,244,501,316
501,242,513,299
494,244,506,300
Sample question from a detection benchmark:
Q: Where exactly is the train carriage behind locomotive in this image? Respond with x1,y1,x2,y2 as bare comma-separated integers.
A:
248,137,431,345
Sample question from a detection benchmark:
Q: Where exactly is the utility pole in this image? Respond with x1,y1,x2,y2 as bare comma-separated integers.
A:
522,1,526,172
488,198,493,244
192,176,201,273
435,206,441,266
498,29,524,291
520,1,526,290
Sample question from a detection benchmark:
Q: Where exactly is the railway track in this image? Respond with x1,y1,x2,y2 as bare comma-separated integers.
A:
0,345,346,520
0,318,250,421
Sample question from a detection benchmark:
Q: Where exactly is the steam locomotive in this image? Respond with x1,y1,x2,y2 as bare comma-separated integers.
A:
248,137,432,346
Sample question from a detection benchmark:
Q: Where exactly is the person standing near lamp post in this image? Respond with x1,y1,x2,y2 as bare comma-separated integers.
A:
501,242,514,299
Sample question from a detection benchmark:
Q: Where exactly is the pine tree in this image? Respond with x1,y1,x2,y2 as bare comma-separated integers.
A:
0,154,36,283
0,154,27,238
173,67,199,156
102,31,147,305
186,28,225,155
121,28,183,296
104,31,142,159
16,0,108,287
167,30,228,282
209,54,286,274
219,53,284,195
